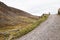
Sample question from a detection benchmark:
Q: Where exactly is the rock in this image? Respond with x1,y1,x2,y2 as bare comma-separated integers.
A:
58,8,60,15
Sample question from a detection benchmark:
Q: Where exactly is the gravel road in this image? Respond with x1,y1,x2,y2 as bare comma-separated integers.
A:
15,14,60,40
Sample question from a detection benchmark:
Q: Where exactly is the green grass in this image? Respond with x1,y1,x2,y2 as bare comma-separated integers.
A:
0,14,49,40
10,14,49,40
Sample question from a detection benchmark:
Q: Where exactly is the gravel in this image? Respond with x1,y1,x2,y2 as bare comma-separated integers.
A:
15,14,60,40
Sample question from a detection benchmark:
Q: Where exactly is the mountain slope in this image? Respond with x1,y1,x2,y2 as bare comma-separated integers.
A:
0,1,40,27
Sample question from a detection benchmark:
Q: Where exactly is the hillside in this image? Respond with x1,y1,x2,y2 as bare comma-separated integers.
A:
0,1,40,27
0,1,49,40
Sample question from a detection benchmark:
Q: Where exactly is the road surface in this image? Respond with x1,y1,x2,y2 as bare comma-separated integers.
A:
15,14,60,40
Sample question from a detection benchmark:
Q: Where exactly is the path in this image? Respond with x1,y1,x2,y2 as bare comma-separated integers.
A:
15,14,60,40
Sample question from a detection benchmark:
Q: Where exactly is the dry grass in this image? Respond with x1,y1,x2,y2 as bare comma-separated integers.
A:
11,14,49,40
0,35,5,40
0,14,49,40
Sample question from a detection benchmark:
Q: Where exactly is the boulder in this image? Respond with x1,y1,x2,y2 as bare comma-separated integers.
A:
58,8,60,15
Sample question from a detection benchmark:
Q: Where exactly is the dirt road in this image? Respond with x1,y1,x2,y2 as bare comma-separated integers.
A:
15,14,60,40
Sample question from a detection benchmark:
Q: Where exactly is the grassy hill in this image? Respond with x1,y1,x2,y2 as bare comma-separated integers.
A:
0,1,40,27
0,1,49,40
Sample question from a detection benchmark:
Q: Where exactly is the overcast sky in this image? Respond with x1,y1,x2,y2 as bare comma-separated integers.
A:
0,0,60,16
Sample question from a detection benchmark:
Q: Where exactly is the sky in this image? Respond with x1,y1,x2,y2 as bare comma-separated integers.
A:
0,0,60,16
